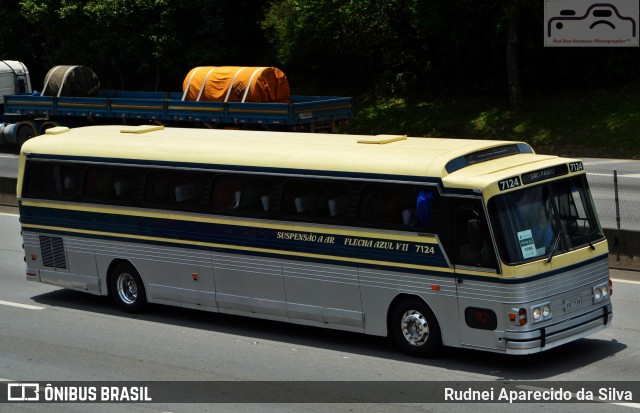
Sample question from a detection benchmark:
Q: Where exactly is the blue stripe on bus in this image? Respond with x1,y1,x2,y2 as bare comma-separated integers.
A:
20,205,609,285
20,205,449,268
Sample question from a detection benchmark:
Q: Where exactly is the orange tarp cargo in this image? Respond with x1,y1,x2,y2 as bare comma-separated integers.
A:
182,66,290,103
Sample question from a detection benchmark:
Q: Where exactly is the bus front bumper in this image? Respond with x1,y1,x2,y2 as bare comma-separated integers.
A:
502,304,612,355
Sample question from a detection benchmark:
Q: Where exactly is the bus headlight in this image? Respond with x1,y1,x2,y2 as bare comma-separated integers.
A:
594,282,610,303
533,307,542,321
595,288,602,301
530,302,552,324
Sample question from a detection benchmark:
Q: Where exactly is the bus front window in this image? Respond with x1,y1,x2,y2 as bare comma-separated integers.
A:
489,175,604,264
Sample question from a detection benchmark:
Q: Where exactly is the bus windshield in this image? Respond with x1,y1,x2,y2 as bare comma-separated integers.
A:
489,175,604,264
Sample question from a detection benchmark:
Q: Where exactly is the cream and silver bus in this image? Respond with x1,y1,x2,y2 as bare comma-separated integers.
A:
17,125,612,356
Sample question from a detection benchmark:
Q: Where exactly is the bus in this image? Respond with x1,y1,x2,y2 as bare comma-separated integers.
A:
17,125,612,357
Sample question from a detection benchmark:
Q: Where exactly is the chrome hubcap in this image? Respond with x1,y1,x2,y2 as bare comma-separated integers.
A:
117,273,138,305
401,310,429,346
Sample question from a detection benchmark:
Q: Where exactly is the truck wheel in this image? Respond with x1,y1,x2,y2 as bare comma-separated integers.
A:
110,263,147,313
390,297,442,357
17,124,36,148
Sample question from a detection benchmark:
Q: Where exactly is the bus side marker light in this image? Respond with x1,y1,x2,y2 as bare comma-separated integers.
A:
431,285,440,291
508,308,527,326
192,273,199,281
31,253,37,261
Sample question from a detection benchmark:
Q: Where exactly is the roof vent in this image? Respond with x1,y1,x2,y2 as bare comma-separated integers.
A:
120,125,165,134
357,134,407,145
44,126,70,135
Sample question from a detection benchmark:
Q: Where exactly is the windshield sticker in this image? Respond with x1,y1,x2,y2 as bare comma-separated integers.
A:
517,229,537,259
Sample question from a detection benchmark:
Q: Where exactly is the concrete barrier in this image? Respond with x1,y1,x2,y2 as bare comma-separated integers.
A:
605,228,640,272
0,176,17,207
0,175,638,271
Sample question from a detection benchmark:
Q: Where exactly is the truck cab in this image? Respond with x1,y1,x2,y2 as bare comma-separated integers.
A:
1,60,32,106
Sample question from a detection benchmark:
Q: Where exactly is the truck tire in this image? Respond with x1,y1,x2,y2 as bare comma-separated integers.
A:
17,123,37,148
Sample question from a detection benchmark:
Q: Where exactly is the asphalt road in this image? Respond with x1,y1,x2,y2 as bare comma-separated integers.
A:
1,211,639,413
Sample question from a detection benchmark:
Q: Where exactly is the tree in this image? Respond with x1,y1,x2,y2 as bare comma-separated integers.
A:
505,0,524,113
16,0,266,91
262,0,430,96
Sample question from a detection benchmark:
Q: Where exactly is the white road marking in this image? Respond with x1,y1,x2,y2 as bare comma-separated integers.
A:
587,172,640,179
0,300,44,310
583,160,636,166
613,279,640,285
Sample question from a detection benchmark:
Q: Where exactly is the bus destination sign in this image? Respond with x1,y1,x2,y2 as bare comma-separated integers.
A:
521,164,569,185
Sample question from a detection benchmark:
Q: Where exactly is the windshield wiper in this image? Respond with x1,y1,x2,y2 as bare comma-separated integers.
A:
546,231,563,264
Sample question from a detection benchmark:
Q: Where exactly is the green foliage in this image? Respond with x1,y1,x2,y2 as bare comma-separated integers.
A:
262,0,430,96
12,0,269,90
344,83,640,159
3,0,640,117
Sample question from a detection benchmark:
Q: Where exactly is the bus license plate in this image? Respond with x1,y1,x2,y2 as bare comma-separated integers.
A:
564,296,583,311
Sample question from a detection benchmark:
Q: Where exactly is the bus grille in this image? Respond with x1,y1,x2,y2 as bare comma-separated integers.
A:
39,235,67,270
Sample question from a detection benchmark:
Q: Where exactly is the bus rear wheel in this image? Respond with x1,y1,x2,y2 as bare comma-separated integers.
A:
390,297,442,357
110,263,147,313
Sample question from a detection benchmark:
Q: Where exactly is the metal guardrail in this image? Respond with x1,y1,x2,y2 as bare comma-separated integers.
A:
0,177,17,207
587,169,640,232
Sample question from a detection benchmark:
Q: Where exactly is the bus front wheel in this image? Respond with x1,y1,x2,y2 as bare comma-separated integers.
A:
110,263,147,313
390,297,442,357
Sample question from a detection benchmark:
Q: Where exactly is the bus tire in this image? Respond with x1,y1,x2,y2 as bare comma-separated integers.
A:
110,263,147,313
390,297,442,357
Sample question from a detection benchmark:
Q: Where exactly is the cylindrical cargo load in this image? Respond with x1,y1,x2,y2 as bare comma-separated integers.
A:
182,66,290,103
42,65,100,97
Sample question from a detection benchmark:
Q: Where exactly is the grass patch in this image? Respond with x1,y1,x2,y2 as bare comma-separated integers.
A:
343,84,640,159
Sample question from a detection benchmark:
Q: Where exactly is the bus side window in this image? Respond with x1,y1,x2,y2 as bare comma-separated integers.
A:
211,175,273,214
358,185,433,229
454,207,496,269
24,163,79,199
85,167,137,203
144,170,203,208
281,179,350,220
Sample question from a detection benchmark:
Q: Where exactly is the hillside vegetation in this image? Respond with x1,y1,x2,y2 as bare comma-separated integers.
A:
344,84,640,159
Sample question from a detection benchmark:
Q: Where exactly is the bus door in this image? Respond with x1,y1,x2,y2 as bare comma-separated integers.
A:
452,205,501,350
175,250,216,309
213,252,288,317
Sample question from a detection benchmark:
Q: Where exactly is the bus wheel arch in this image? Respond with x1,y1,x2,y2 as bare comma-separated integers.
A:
108,260,147,313
388,294,442,357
